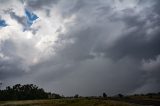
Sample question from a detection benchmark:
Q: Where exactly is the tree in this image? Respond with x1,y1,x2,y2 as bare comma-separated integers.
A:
74,94,79,98
0,82,2,90
0,84,50,100
103,92,107,98
118,93,124,98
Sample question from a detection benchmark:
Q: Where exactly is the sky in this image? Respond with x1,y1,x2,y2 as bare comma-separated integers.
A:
0,0,160,96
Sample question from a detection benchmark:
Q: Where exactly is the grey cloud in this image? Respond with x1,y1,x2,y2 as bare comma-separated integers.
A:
25,0,58,9
0,0,11,3
0,40,26,80
0,60,25,80
10,11,26,28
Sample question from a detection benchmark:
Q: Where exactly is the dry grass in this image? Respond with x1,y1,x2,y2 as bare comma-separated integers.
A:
0,99,141,106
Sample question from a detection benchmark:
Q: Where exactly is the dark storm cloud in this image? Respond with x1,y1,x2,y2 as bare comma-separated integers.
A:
23,0,160,95
92,3,160,60
46,57,146,96
0,0,160,96
106,30,160,60
37,0,160,95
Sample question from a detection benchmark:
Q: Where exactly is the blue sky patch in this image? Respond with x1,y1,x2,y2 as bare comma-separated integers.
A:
0,19,7,27
25,8,38,27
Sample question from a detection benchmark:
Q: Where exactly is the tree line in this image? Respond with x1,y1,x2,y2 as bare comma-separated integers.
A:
0,84,61,101
0,84,159,101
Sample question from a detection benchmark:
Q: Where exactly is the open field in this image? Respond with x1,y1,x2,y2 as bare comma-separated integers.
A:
0,99,142,106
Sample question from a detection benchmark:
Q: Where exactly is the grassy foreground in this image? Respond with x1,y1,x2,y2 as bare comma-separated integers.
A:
0,99,141,106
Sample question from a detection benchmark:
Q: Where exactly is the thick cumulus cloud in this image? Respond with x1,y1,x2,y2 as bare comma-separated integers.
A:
0,0,160,96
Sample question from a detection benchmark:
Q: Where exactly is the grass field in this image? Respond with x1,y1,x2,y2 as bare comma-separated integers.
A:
0,99,142,106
